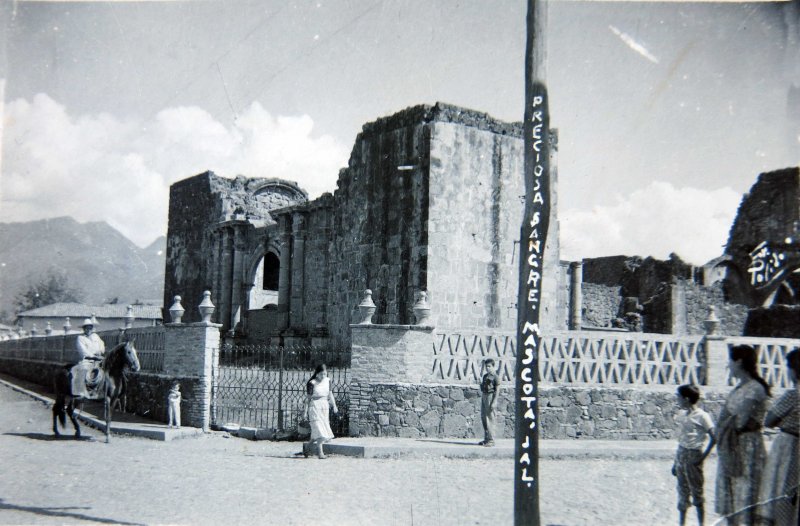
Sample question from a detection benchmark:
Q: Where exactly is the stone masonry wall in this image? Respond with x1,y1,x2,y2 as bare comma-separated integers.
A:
349,382,728,440
324,118,431,346
299,201,334,337
121,373,202,427
164,173,220,324
581,283,621,328
163,323,219,430
683,281,748,336
426,121,523,331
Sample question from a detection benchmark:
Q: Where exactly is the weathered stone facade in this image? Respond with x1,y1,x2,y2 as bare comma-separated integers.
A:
164,103,561,346
723,167,800,306
164,174,307,330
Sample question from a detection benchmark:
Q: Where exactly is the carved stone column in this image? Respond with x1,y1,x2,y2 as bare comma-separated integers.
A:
219,227,233,332
210,229,223,318
229,225,247,334
277,215,292,330
569,261,582,330
289,213,306,329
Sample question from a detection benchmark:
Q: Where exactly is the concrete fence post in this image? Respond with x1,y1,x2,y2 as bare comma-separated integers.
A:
349,323,435,436
702,307,729,388
163,320,222,431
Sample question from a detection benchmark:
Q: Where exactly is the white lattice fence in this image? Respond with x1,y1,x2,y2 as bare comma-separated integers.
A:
429,330,706,386
540,332,705,386
430,332,517,384
724,336,800,389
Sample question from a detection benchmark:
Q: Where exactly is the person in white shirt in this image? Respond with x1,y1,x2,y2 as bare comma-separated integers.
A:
71,319,106,397
672,384,716,526
75,319,105,361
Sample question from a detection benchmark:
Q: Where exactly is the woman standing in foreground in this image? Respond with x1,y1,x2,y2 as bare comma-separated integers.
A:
715,344,771,525
757,348,799,526
304,364,338,459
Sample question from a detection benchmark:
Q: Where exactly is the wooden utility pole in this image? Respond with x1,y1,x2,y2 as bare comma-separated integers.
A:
516,0,548,525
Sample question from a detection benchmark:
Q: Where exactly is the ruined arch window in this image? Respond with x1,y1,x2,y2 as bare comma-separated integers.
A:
262,252,280,291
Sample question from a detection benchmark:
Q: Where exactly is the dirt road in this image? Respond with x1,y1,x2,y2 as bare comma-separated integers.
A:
0,382,707,525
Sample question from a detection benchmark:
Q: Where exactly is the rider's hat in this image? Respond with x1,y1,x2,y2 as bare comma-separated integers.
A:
81,318,94,328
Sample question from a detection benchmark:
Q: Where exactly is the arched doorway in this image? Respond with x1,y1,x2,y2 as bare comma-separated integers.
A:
249,252,280,308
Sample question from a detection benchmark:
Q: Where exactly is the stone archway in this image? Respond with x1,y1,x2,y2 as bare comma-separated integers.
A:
249,251,280,308
242,242,284,342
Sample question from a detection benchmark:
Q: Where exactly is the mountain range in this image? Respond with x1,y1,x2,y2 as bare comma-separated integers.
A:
0,217,165,320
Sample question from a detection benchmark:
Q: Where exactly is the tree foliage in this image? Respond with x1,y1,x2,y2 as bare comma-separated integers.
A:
14,272,84,313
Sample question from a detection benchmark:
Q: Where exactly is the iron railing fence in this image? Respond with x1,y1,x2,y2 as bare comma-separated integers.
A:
212,343,350,435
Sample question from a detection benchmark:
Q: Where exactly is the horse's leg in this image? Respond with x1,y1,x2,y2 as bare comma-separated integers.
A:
67,399,81,438
104,395,111,443
52,394,63,436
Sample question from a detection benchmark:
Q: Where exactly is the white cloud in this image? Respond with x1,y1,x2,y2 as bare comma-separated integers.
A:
559,182,742,266
1,94,349,247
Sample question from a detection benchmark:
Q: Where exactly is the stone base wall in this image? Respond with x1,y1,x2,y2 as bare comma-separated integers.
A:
350,381,728,440
0,358,205,428
125,373,204,428
0,357,63,390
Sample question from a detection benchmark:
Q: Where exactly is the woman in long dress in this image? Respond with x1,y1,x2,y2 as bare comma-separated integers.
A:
757,348,799,526
303,364,338,459
715,344,771,526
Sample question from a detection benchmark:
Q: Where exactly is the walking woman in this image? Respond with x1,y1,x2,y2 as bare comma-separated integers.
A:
757,348,799,526
303,364,338,459
715,344,771,525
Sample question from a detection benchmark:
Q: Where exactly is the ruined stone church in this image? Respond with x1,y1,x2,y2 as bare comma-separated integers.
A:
163,101,800,344
164,103,560,347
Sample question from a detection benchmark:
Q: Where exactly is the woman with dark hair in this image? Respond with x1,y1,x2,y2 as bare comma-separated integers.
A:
757,348,799,526
715,344,771,525
302,364,338,459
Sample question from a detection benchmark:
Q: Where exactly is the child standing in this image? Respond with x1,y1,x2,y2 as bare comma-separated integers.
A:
167,381,181,428
478,358,499,447
672,384,716,526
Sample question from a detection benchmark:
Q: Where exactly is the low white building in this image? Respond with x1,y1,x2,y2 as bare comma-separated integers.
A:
16,303,163,334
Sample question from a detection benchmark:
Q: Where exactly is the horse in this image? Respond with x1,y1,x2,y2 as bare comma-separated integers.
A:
52,339,140,443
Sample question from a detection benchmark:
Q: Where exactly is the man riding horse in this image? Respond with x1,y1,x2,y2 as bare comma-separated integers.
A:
71,318,106,398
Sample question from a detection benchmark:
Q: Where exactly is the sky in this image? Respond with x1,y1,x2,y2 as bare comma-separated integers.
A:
0,0,798,265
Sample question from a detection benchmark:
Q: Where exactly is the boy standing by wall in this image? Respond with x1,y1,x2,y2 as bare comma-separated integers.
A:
672,384,715,526
479,358,499,447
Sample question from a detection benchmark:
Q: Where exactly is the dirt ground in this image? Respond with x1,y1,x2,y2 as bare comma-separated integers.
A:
0,382,718,525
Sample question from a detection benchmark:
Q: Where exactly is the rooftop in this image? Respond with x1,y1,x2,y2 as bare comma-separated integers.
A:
17,303,163,320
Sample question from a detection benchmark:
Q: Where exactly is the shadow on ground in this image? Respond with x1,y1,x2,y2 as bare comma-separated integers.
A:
414,439,483,446
3,432,96,442
0,498,145,525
